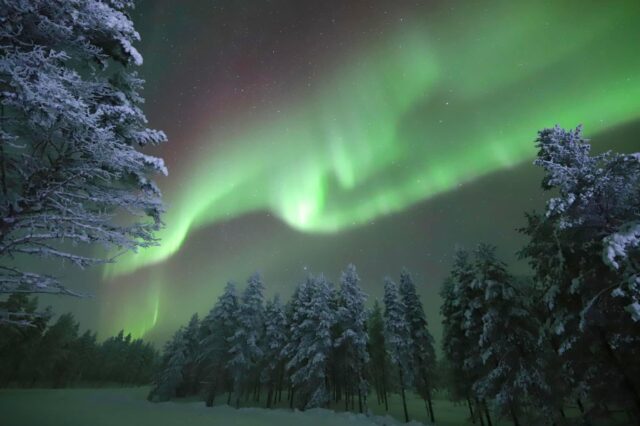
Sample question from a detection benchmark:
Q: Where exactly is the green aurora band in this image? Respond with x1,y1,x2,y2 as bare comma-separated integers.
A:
106,1,640,281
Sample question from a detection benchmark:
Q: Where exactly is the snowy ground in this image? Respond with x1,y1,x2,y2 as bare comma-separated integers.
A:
1,387,631,426
0,387,427,426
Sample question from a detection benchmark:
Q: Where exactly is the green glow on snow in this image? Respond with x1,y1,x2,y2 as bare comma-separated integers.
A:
105,0,640,279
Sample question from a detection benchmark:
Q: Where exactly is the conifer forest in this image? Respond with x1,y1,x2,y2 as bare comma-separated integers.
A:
1,1,639,425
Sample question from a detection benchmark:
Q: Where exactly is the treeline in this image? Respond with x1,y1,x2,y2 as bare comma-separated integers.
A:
0,294,158,388
149,265,438,423
151,126,640,425
440,127,640,425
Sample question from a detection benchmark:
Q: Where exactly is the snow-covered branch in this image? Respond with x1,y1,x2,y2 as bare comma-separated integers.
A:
0,0,166,310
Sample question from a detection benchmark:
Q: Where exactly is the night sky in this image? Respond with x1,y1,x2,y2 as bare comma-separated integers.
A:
45,0,640,344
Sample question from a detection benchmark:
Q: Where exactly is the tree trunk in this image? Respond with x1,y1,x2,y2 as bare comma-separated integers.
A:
205,380,217,407
381,362,389,412
0,105,8,198
363,389,367,412
266,385,273,408
398,366,409,423
509,402,520,426
467,397,476,423
383,381,389,412
373,375,380,405
277,377,283,403
424,399,432,422
427,396,435,423
599,330,640,422
419,366,435,424
475,398,485,426
483,400,493,426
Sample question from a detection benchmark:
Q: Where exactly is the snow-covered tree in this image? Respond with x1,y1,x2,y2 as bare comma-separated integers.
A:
441,252,473,399
199,281,238,406
399,268,437,423
261,294,287,408
180,313,201,396
440,278,478,423
335,264,369,413
148,329,187,402
286,274,336,409
227,273,265,407
367,299,390,411
520,126,640,417
517,276,571,422
440,277,467,402
471,244,551,425
280,281,308,408
0,0,167,302
383,277,413,423
442,249,493,425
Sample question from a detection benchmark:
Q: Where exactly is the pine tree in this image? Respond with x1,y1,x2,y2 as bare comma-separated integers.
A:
442,249,493,425
471,244,551,425
440,277,467,402
335,264,369,413
0,294,50,385
75,330,99,383
123,337,157,385
149,329,187,402
0,0,167,300
368,299,390,411
0,295,157,388
200,281,238,406
181,313,201,395
383,277,413,423
286,274,336,409
227,273,265,407
262,295,288,408
399,268,437,423
281,282,306,409
39,313,80,388
520,126,640,420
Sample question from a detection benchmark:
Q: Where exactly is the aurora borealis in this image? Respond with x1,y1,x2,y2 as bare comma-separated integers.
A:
48,0,640,342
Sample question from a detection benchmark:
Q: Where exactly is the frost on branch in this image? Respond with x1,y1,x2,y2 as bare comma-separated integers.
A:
0,0,167,304
603,223,640,270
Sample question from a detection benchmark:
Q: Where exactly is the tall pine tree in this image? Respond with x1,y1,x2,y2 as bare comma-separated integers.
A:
335,264,370,413
399,268,437,423
472,244,551,425
0,0,167,301
149,329,187,402
227,273,265,407
368,300,390,411
262,295,288,408
520,126,640,420
442,249,493,426
200,281,238,406
286,274,336,409
383,277,413,423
